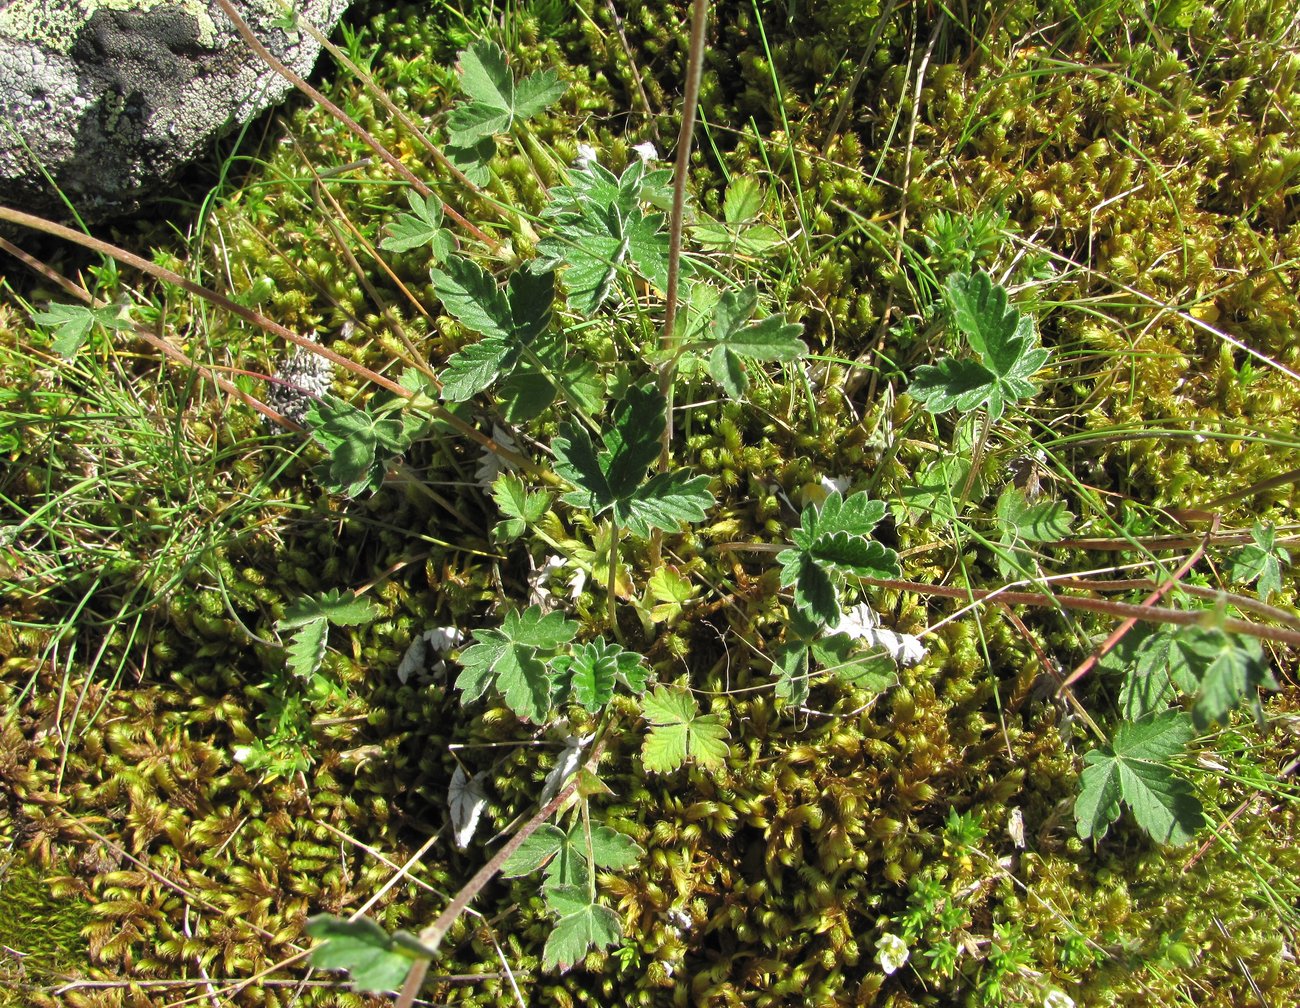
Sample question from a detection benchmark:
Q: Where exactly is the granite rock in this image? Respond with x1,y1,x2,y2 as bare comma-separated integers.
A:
0,1,352,221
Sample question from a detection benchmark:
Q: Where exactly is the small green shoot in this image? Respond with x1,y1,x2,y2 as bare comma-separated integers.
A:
379,190,455,259
909,271,1049,421
777,491,901,626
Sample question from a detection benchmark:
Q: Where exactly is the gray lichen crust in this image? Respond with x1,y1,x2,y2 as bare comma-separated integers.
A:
0,0,352,220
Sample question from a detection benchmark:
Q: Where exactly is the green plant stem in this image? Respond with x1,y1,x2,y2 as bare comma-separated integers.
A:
607,518,625,644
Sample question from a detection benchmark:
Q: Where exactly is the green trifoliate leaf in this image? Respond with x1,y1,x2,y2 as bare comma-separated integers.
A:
1167,628,1276,729
379,191,453,259
1102,623,1277,727
691,281,806,400
539,205,669,316
501,823,567,878
778,492,900,626
1074,710,1204,845
908,271,1049,421
645,567,699,625
306,395,414,496
641,687,729,773
491,473,549,542
993,485,1075,576
553,384,714,537
433,259,554,401
541,888,623,971
306,915,434,994
454,606,578,722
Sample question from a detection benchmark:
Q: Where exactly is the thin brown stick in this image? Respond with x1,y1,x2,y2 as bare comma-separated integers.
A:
393,742,603,1008
658,0,710,451
1058,517,1218,691
210,0,492,245
848,575,1300,647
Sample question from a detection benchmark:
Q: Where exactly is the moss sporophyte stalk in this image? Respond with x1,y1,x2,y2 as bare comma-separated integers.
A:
1,0,1299,1006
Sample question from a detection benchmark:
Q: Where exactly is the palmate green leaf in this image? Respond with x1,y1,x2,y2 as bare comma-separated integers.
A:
1168,628,1276,729
641,687,729,773
697,284,805,399
541,888,622,971
32,301,132,357
491,472,549,542
380,191,453,259
908,271,1049,421
454,606,578,722
502,821,642,894
1074,710,1204,845
551,638,649,711
554,422,615,514
281,588,378,629
434,260,555,401
457,39,514,112
603,384,666,497
539,205,670,316
306,915,434,994
1102,623,1277,726
995,485,1075,542
1228,521,1289,601
779,492,900,626
617,472,715,538
553,384,714,537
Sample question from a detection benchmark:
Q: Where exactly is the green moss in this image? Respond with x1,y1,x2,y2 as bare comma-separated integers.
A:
1,0,1298,1005
0,854,93,1005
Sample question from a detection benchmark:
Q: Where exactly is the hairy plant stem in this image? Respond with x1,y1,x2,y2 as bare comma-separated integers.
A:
658,0,710,463
607,518,626,644
395,746,602,1008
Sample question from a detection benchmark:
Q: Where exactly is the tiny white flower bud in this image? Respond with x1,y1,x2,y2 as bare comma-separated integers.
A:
875,933,909,974
1042,990,1075,1008
632,140,658,163
575,143,598,169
